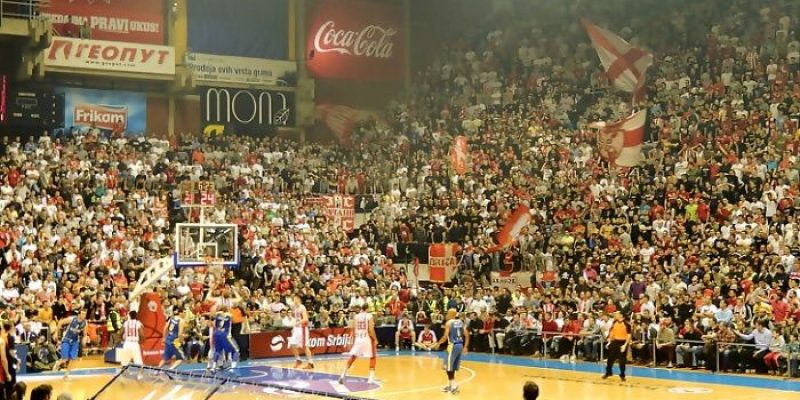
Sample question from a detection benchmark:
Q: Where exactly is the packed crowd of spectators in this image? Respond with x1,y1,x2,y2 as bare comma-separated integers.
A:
0,0,799,381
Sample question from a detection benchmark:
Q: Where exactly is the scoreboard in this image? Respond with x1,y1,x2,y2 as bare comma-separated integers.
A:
181,181,217,206
0,76,62,129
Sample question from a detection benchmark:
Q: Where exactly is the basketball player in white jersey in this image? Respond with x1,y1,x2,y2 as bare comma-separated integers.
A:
289,294,315,369
339,303,378,384
120,311,144,366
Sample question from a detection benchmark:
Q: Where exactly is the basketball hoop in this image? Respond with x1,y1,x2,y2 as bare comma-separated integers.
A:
205,256,224,276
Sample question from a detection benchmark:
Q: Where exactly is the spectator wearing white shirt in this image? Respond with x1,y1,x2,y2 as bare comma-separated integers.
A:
735,320,773,373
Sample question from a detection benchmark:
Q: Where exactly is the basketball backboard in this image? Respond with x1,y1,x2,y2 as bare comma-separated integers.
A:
174,223,239,267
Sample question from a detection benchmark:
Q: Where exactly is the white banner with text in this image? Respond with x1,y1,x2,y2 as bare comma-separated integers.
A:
186,53,296,86
45,37,175,75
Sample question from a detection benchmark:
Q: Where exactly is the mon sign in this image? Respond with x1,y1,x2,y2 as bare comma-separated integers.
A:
201,87,295,133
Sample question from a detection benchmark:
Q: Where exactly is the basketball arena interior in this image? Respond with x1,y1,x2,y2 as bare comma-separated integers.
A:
1,0,800,399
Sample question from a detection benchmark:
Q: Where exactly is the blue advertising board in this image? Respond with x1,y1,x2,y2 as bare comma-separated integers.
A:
59,87,147,136
187,0,289,60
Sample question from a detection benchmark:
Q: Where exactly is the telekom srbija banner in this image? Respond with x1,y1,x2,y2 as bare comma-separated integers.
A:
41,0,165,44
306,0,406,81
250,328,353,359
46,37,175,76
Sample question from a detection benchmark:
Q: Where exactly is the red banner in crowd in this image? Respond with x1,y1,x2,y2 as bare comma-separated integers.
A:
322,195,356,232
304,195,356,231
449,136,468,175
306,0,406,81
250,328,353,359
428,243,459,283
41,0,165,44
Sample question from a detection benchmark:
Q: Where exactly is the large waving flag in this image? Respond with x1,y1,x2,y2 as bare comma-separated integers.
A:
315,104,381,146
487,205,531,253
597,110,647,167
582,19,653,103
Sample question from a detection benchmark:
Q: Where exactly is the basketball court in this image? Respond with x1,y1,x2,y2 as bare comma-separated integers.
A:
33,182,799,399
20,352,800,400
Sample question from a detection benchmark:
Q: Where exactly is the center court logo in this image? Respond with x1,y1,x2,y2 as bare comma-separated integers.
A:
270,335,286,352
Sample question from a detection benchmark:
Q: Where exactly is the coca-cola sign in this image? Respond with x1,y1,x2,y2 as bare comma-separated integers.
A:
307,0,405,81
313,21,396,59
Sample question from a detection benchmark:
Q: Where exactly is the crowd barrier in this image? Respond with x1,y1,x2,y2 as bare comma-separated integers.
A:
46,326,800,380
498,330,799,379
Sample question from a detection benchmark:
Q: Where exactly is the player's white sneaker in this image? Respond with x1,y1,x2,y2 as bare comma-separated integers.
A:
450,386,460,394
441,386,452,393
338,377,345,384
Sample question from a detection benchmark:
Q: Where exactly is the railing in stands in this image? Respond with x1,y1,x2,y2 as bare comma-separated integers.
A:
0,0,47,20
492,329,799,379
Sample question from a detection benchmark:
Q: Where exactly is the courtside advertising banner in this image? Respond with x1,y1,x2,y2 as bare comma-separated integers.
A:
306,0,406,81
45,37,175,76
249,328,353,359
60,87,147,136
41,0,165,44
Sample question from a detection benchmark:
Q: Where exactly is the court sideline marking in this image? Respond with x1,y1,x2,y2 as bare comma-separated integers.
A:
372,366,476,397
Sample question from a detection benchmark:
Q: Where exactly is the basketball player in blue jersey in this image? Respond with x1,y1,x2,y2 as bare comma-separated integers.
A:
435,309,470,394
158,307,186,369
211,306,239,371
53,309,88,379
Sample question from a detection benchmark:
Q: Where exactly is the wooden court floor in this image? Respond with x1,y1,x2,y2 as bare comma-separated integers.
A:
18,353,800,400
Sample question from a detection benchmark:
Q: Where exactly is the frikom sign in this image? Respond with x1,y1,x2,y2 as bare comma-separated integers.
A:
45,37,176,75
201,87,295,133
74,104,127,131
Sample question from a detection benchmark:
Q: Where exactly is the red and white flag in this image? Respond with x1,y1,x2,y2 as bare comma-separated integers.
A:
488,205,531,253
597,110,647,167
315,104,380,146
582,19,653,103
449,135,469,175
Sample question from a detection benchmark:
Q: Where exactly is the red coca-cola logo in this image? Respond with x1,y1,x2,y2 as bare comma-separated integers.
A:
313,20,396,59
74,103,127,131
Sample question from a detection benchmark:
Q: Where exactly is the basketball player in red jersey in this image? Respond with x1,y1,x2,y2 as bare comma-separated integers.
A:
289,294,315,369
415,325,438,351
339,304,378,384
395,312,416,351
